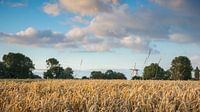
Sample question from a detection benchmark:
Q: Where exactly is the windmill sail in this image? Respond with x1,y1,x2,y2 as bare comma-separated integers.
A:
144,49,152,65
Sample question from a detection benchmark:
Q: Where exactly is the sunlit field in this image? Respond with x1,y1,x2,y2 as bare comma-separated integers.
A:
0,80,200,112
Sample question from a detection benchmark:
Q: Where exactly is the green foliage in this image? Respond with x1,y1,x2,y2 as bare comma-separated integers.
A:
0,62,6,78
43,58,74,79
44,66,64,79
164,70,172,80
132,76,143,80
105,70,126,79
1,52,35,79
30,74,42,79
46,58,60,68
82,76,89,79
90,70,127,79
90,71,104,79
63,67,74,79
170,56,193,80
143,63,166,80
194,67,200,80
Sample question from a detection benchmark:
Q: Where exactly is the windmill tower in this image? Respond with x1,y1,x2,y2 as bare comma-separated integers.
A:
130,63,139,77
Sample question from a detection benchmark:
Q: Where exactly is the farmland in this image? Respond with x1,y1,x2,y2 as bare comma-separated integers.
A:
0,80,200,112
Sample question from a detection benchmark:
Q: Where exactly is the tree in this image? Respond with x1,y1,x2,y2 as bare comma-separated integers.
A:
164,70,172,80
62,67,74,79
2,52,35,79
105,70,126,79
90,70,127,79
46,58,59,68
105,70,115,79
132,76,142,80
194,67,200,80
90,71,105,79
0,61,6,78
30,74,42,79
82,76,89,79
43,58,74,79
44,66,64,79
114,72,127,79
143,63,166,80
170,56,193,80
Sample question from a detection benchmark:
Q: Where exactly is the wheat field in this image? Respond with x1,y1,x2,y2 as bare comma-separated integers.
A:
0,80,200,112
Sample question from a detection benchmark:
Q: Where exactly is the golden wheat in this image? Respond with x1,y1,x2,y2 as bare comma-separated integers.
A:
0,80,200,112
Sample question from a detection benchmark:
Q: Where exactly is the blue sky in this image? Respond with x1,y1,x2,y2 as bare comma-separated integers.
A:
0,0,200,78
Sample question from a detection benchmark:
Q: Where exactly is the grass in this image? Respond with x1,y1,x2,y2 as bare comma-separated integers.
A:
0,80,200,112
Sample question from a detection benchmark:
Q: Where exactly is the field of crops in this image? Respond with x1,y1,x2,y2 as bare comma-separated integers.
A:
0,80,200,112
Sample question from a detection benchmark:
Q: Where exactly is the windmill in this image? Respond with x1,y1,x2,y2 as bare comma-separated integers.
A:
130,49,152,78
130,63,139,77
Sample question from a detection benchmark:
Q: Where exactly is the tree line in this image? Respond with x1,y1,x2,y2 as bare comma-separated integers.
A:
0,52,199,80
0,52,126,79
133,56,199,80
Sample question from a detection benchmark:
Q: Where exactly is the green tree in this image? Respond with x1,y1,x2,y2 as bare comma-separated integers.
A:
194,66,200,80
0,61,6,78
170,56,193,80
90,71,105,79
105,70,115,79
132,76,142,80
82,76,89,79
164,70,172,80
90,70,127,79
43,58,74,79
44,66,64,79
46,58,59,68
62,67,74,79
114,72,127,79
30,74,42,79
2,52,35,79
143,63,165,80
105,70,126,79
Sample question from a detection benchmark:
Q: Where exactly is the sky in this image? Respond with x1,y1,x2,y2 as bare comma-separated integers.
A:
0,0,200,78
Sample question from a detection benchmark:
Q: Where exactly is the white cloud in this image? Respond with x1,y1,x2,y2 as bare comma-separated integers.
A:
151,0,200,16
121,36,147,48
66,27,87,40
2,0,200,53
16,27,37,37
72,16,90,25
43,3,60,16
82,43,111,52
0,27,113,52
169,33,192,43
0,27,65,47
59,0,117,16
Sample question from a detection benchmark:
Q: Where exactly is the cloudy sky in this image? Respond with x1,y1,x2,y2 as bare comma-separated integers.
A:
0,0,200,76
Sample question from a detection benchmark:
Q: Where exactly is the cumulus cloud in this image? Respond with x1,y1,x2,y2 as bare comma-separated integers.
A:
66,27,87,40
120,35,149,52
61,5,168,52
0,27,114,52
151,0,200,16
0,27,66,47
43,3,60,16
71,16,90,25
2,0,200,53
59,0,117,16
169,33,193,43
